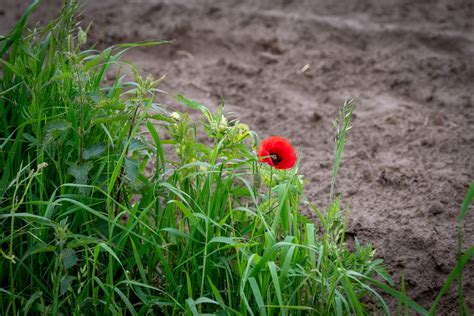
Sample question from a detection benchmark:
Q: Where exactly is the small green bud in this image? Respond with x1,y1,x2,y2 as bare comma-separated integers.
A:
218,115,228,130
78,27,87,47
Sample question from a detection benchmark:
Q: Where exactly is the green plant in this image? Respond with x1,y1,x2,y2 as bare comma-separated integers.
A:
1,1,472,315
0,1,165,314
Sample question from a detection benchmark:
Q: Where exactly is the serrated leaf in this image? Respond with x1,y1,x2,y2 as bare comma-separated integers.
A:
125,157,139,182
42,121,70,150
60,275,75,296
125,138,148,153
61,248,78,269
68,162,93,195
83,144,106,160
68,161,93,185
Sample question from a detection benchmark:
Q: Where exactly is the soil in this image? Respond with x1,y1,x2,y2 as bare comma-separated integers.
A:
2,0,473,314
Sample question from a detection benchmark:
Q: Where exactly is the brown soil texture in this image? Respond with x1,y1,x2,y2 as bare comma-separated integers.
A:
2,0,473,314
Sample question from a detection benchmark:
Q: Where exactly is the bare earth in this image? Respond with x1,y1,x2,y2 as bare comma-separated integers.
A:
2,0,473,313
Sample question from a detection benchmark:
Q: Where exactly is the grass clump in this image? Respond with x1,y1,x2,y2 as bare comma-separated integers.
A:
1,1,472,315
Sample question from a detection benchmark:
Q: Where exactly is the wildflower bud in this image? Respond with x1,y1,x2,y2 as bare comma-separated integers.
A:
170,112,181,122
218,116,228,130
236,123,250,141
144,75,155,89
236,123,249,134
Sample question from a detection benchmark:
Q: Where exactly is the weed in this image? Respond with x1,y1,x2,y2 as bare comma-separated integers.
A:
1,1,472,315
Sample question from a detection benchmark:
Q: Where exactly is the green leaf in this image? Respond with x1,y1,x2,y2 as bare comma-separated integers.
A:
23,291,42,315
146,121,165,174
42,121,70,150
175,94,212,121
186,298,199,316
61,248,78,269
125,157,139,182
60,276,75,296
429,245,474,315
209,236,237,245
83,144,106,160
268,261,283,308
207,277,227,311
68,161,93,195
194,297,219,305
0,58,22,76
128,138,148,152
114,287,137,316
248,277,267,316
175,94,206,111
0,0,40,56
458,182,473,223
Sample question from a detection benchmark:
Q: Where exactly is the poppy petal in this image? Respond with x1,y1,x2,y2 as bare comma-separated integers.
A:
258,136,297,170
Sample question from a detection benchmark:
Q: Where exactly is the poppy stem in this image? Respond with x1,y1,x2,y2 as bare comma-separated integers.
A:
268,167,273,207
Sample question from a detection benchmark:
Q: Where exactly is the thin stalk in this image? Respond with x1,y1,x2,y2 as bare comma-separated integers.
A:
201,218,210,299
114,105,140,215
329,99,355,204
269,167,273,204
200,168,214,298
52,257,60,315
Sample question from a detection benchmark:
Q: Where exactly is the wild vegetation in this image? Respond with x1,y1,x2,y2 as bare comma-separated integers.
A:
1,1,472,315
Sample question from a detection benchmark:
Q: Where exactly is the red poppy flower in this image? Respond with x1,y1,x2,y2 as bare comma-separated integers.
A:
258,136,297,170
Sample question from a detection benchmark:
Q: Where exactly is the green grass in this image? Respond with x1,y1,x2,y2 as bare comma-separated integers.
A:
1,1,473,315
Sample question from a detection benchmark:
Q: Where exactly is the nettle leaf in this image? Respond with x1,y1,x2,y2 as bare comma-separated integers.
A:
60,275,76,296
125,157,139,182
68,161,93,184
83,144,106,160
42,121,70,148
126,138,148,153
68,161,93,195
61,248,78,269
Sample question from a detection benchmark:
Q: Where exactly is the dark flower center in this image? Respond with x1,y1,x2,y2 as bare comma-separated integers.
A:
270,152,281,164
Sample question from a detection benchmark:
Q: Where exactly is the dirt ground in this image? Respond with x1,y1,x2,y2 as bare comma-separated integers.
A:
2,0,473,314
